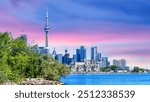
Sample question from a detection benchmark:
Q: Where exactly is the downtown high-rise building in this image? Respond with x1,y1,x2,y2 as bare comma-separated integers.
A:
55,54,63,63
119,59,126,67
113,59,119,66
52,48,57,58
100,57,109,67
91,46,97,63
80,46,87,62
38,47,45,54
76,49,81,62
73,54,77,62
97,53,101,61
113,59,126,67
75,46,87,62
63,49,70,64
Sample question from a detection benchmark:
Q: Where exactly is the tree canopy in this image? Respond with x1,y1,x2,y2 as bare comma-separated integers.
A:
0,32,71,84
132,67,144,73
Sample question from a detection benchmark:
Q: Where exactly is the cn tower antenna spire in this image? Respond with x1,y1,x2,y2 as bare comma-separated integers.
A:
44,7,50,48
46,7,48,26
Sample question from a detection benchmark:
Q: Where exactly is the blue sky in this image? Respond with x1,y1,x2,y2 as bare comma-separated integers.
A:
0,0,150,68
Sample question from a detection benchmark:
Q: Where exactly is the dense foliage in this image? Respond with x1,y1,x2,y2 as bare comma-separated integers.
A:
100,65,145,73
100,65,117,72
0,32,71,84
132,67,144,73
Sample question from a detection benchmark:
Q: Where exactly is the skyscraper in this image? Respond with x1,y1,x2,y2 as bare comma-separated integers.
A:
101,57,109,67
97,53,101,62
73,54,77,62
80,46,87,62
113,59,119,66
52,48,57,58
76,49,81,62
44,8,49,48
63,49,70,64
55,54,63,63
65,49,68,55
91,46,97,63
38,47,45,54
113,59,126,67
119,59,126,67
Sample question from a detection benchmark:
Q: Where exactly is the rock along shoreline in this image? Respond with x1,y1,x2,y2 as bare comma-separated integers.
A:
2,78,64,85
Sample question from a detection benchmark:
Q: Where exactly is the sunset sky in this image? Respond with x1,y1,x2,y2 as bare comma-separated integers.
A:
0,0,150,68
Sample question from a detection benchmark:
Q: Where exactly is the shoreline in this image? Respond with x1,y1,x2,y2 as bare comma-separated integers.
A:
2,73,149,85
2,78,64,85
70,72,148,74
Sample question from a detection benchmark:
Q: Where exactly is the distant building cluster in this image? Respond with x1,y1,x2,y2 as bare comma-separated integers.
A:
50,46,110,73
113,59,126,67
113,59,129,71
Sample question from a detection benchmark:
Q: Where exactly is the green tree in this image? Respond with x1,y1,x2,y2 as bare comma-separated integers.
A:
0,32,71,84
100,67,107,72
132,67,145,73
0,63,12,84
41,55,71,80
8,36,30,80
139,68,144,73
110,65,117,71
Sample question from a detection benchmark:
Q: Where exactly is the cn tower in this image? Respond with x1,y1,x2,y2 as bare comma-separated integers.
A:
44,8,49,48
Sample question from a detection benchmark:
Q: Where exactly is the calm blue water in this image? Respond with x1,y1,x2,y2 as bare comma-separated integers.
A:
60,74,150,85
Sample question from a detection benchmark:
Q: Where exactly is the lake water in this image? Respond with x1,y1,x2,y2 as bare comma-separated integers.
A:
60,74,150,85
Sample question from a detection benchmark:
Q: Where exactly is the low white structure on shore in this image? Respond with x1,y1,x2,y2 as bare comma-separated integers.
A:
71,62,100,74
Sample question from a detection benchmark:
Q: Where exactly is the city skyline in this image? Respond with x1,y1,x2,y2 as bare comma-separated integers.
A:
0,0,150,68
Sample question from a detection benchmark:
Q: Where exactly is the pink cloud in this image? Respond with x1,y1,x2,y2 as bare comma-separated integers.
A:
47,30,150,45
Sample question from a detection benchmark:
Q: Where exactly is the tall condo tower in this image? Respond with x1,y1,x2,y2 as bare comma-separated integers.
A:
44,8,50,48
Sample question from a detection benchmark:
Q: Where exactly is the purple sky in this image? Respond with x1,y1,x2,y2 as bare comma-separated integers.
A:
0,0,150,68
